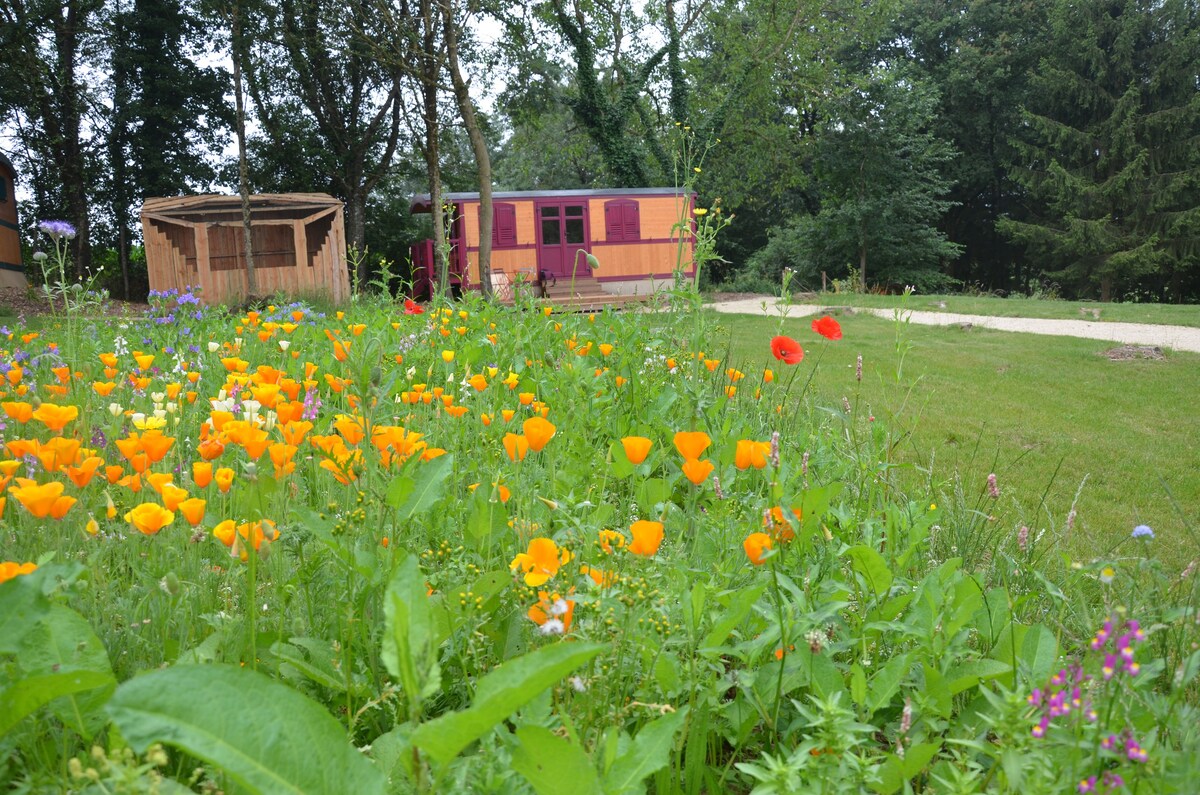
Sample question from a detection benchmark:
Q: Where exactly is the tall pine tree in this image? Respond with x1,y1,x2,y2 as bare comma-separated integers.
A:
1001,0,1200,302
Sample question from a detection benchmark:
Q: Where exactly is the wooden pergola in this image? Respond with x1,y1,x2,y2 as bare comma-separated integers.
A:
140,193,349,305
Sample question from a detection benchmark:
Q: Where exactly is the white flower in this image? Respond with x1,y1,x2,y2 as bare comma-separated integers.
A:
151,392,165,403
108,402,124,417
207,341,220,352
569,676,587,693
538,619,565,636
550,598,570,617
278,340,291,351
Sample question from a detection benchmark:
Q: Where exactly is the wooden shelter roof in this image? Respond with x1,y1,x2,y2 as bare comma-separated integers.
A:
141,193,342,224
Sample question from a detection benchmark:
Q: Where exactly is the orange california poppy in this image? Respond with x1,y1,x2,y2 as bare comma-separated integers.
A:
628,520,664,557
160,483,189,512
192,461,213,489
522,417,556,452
682,458,714,486
9,479,66,518
2,401,33,423
214,467,235,493
509,538,572,587
64,456,105,488
503,433,530,462
621,436,653,465
527,590,575,632
0,561,37,584
735,440,772,470
178,497,207,527
30,403,79,432
743,532,774,565
125,502,174,535
673,431,711,461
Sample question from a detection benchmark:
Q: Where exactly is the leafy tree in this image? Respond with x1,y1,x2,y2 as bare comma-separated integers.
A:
797,68,961,292
888,0,1050,292
493,85,605,191
1000,0,1200,302
107,0,231,296
539,0,708,187
0,0,106,276
243,0,405,281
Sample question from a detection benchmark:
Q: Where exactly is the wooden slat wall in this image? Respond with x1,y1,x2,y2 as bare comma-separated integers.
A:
589,242,688,279
637,196,690,240
140,195,348,306
588,199,608,243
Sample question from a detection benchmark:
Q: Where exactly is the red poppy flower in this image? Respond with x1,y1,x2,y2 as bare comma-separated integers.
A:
811,316,842,341
404,298,424,315
770,335,804,365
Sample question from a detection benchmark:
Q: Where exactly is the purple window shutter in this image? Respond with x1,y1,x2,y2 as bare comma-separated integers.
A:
605,199,640,241
492,203,517,247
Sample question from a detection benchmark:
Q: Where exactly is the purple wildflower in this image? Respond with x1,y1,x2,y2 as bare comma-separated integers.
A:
38,220,77,240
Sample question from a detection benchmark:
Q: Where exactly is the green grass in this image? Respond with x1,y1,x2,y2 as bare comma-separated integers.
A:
800,291,1200,327
715,310,1200,563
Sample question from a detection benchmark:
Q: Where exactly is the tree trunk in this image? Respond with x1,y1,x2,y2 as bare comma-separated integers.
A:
344,184,369,285
1100,274,1113,303
57,1,90,278
441,0,491,296
418,0,447,294
231,2,258,300
109,0,131,299
859,237,867,293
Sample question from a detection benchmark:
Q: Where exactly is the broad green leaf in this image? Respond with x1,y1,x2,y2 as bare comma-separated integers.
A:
512,726,602,795
382,556,441,711
850,664,867,706
0,574,49,654
16,604,115,738
700,585,766,655
846,545,893,597
1178,649,1200,688
902,741,941,778
603,709,686,795
635,478,671,514
108,664,385,795
944,659,1011,695
867,654,910,714
0,670,114,737
395,454,454,520
466,488,508,545
411,642,604,765
1020,623,1059,685
385,474,415,509
989,622,1030,688
273,637,365,696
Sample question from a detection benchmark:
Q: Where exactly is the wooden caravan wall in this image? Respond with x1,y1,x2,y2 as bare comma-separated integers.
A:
456,193,691,284
462,200,537,283
141,200,349,306
590,195,691,279
0,165,25,287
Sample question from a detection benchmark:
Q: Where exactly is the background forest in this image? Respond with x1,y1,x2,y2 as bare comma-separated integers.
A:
1,0,1198,303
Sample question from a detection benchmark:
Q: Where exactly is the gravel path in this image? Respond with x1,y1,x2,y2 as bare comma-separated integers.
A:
708,297,1200,354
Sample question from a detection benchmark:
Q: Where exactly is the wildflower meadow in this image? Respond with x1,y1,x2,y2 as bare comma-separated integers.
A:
2,229,1199,794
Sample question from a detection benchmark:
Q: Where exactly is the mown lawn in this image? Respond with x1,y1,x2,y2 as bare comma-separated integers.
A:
714,310,1200,564
802,291,1200,327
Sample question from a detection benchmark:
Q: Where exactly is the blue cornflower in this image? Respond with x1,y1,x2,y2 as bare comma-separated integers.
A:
1132,525,1154,540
